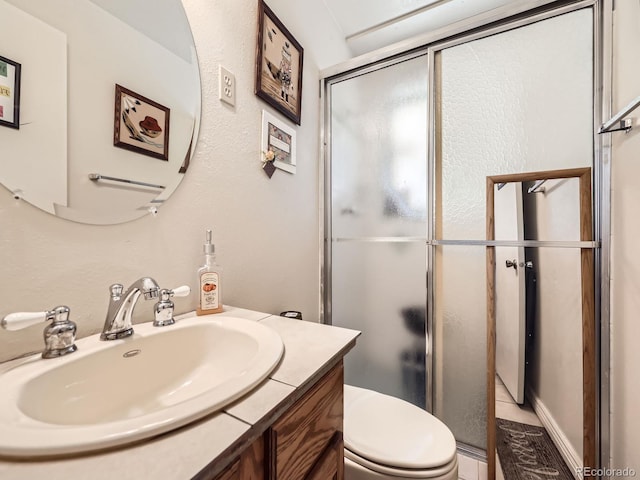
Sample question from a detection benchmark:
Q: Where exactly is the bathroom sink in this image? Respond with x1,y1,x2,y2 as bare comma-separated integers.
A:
0,314,283,458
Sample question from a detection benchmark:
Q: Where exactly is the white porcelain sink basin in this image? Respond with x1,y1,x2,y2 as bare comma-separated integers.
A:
0,314,283,458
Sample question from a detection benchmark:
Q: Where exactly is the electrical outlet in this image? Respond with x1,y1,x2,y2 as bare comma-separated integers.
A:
219,65,236,106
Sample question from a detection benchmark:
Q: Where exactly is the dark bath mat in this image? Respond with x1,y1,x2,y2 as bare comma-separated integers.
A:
496,418,575,480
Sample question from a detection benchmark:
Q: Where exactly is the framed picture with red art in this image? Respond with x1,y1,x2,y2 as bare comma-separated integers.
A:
113,84,170,161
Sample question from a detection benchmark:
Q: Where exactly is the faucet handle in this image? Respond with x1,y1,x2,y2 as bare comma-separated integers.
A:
2,310,49,331
110,284,124,299
153,286,191,327
2,306,78,359
2,306,71,331
171,285,191,298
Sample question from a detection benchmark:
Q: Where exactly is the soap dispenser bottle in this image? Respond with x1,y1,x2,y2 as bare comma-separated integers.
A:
196,229,223,315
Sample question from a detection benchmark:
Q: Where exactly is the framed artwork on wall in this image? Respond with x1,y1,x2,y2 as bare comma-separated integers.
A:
0,55,21,130
261,109,296,174
113,84,170,161
255,0,304,125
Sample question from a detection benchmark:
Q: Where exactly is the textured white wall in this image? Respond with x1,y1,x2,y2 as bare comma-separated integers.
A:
0,0,349,363
610,0,640,471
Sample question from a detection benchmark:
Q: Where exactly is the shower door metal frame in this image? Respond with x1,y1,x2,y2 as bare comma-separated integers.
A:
321,48,431,322
322,50,432,414
321,0,611,470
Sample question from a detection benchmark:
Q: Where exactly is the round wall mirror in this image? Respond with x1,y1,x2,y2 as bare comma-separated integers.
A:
0,0,201,224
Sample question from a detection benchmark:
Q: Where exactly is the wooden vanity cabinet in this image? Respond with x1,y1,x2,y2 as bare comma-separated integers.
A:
303,433,343,480
268,362,344,480
213,436,265,480
211,362,344,480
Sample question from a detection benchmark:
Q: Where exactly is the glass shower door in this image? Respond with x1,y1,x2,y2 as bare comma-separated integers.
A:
327,54,429,408
434,8,593,451
325,2,594,459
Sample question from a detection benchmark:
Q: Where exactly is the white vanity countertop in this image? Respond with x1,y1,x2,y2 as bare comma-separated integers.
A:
0,306,360,480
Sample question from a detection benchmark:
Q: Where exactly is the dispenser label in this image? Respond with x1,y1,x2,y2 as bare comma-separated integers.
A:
200,272,219,310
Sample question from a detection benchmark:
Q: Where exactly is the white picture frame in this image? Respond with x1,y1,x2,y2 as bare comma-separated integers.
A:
261,109,296,174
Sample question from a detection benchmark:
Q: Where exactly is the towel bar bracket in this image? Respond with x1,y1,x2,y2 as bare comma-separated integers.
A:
599,94,640,134
598,118,633,134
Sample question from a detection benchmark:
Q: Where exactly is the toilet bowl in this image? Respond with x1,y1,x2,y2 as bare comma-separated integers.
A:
343,385,458,480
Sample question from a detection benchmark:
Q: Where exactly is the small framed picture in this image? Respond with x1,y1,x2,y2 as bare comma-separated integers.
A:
0,55,21,129
255,0,304,125
262,110,296,174
113,84,170,161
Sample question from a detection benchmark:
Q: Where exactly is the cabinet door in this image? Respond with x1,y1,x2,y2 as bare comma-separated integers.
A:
211,435,265,480
305,433,344,480
270,363,344,480
214,460,239,480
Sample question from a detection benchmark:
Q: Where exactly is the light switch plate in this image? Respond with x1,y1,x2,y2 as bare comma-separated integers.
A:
219,65,236,106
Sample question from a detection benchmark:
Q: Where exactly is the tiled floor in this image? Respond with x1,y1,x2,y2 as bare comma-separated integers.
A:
453,376,549,480
495,376,542,427
456,376,571,480
457,453,487,480
493,375,543,480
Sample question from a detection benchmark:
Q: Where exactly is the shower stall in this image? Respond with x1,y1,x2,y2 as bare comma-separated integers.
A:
322,0,605,459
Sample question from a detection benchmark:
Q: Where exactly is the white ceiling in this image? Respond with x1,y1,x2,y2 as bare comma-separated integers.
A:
322,0,517,56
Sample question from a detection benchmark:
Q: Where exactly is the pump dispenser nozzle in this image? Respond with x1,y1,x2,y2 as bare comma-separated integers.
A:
203,229,215,254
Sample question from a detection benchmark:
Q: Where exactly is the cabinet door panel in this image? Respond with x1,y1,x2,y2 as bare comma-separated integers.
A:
212,460,238,480
238,434,265,480
271,363,344,480
305,432,343,480
211,435,265,480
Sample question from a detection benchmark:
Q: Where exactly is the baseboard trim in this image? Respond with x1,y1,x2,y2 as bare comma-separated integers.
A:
526,387,582,480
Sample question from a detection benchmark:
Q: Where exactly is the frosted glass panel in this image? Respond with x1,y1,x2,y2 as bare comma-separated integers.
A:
331,55,428,238
439,10,593,240
332,241,427,408
433,245,486,449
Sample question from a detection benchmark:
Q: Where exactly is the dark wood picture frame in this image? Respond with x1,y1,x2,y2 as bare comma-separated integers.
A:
486,167,595,480
255,0,304,125
113,84,170,161
0,55,21,130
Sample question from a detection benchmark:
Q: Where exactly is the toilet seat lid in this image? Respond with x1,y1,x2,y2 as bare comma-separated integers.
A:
344,385,457,470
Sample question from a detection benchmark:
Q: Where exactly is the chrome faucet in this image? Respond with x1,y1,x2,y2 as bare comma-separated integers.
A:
2,305,78,358
101,277,160,340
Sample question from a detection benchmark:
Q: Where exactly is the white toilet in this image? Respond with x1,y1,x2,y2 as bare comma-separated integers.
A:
343,385,458,480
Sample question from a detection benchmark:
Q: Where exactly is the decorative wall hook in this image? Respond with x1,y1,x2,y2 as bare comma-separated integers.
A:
261,150,277,179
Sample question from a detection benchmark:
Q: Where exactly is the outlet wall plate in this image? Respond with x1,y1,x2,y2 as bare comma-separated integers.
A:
219,65,236,106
